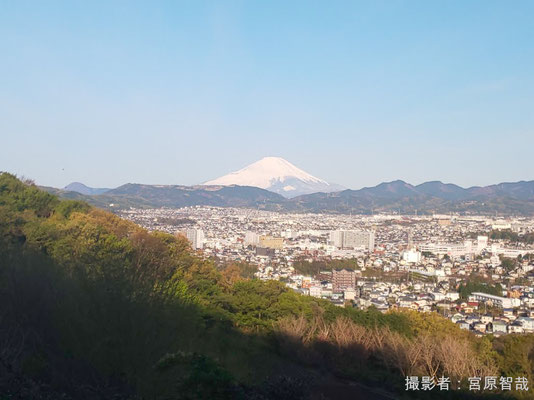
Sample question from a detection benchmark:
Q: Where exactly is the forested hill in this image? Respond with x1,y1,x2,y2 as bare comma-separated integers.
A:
42,183,290,211
1,172,532,399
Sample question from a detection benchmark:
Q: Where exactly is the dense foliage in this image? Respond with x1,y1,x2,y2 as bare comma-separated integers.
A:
489,230,534,245
459,281,503,300
292,257,359,276
1,173,533,399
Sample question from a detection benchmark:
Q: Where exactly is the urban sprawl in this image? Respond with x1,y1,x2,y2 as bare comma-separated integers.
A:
119,207,534,336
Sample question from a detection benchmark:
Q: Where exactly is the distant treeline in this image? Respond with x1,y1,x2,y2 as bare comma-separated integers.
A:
155,216,196,226
472,229,534,244
489,229,534,244
292,257,359,277
458,281,503,300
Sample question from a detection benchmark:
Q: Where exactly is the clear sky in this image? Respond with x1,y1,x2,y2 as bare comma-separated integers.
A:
1,1,533,190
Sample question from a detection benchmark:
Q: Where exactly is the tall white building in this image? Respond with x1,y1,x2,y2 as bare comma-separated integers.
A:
419,241,473,257
470,292,520,309
477,236,488,254
329,230,344,248
402,249,422,263
186,228,204,250
244,231,260,246
329,230,375,252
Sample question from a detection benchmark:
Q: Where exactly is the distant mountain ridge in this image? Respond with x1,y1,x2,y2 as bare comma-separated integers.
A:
64,182,111,195
44,183,288,211
43,179,534,215
414,180,534,201
291,180,534,215
107,183,286,208
414,181,467,200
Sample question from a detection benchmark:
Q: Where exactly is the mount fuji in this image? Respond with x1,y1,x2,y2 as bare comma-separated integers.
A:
204,157,344,198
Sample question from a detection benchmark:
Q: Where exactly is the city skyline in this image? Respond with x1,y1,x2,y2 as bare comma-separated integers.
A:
2,1,534,188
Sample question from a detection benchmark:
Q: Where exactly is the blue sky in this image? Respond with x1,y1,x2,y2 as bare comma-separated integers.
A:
1,1,533,189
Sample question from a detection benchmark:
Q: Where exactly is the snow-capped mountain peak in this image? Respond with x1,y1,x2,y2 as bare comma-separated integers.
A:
204,156,344,197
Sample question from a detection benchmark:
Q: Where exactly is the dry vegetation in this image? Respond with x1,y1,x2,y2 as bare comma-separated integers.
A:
275,314,497,387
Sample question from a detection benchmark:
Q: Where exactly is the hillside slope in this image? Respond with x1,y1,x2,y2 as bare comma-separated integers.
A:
3,173,531,399
1,173,407,399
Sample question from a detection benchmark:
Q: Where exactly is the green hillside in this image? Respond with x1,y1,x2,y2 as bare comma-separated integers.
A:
1,173,532,399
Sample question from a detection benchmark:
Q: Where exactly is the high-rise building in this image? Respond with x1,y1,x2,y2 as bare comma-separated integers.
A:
343,230,375,251
329,230,375,252
329,230,344,248
332,269,356,291
185,228,204,250
419,240,475,257
402,249,422,264
477,236,488,254
244,232,260,246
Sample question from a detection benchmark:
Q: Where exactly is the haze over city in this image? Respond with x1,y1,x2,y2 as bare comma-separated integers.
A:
2,1,534,189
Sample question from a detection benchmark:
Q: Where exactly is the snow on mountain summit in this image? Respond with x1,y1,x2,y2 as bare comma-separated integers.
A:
207,157,326,186
204,157,344,198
